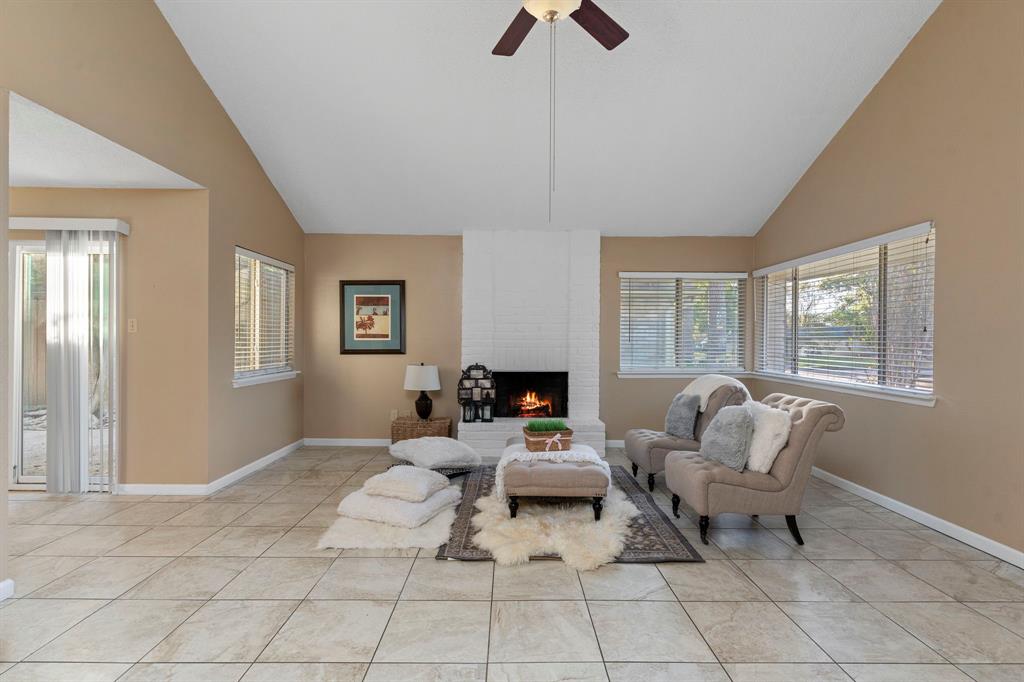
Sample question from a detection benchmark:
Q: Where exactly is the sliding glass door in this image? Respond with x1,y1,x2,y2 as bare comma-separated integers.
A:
14,245,47,484
10,239,119,490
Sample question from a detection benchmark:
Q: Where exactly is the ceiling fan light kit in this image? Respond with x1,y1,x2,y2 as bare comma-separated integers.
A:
523,0,581,23
492,0,628,56
493,0,629,221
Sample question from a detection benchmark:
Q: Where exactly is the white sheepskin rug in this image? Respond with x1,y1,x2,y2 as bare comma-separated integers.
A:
317,507,456,550
471,486,640,571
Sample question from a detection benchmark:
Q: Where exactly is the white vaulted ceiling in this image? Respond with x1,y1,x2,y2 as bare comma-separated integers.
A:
157,0,938,235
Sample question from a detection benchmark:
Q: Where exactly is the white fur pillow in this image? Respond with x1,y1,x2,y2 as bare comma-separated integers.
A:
363,466,450,503
389,437,482,468
337,485,462,528
746,401,792,473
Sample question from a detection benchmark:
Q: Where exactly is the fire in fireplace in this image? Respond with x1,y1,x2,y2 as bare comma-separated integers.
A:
514,391,552,418
493,371,568,419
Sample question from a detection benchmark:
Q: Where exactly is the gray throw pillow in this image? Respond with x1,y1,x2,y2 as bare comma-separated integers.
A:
699,404,755,471
665,392,700,440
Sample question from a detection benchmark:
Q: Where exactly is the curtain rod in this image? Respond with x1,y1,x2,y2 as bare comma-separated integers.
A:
8,216,130,236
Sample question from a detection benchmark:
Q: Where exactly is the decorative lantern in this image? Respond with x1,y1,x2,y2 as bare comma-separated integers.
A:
457,363,496,423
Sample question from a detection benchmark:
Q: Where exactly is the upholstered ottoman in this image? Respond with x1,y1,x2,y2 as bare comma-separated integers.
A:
503,460,611,521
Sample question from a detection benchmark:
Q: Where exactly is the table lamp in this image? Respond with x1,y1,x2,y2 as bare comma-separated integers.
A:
404,363,441,420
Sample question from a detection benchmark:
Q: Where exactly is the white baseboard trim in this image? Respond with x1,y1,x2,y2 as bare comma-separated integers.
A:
812,466,1024,569
0,578,14,602
117,482,211,496
304,438,391,447
118,439,304,496
606,440,625,448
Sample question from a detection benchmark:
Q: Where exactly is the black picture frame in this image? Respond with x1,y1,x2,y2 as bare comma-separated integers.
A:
340,280,407,354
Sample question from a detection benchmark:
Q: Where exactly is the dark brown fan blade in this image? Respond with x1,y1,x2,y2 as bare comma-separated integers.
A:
492,8,537,56
571,0,629,50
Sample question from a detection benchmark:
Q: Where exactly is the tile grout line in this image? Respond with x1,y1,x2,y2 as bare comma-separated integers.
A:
655,563,730,679
754,597,838,669
360,542,416,677
484,560,495,679
13,555,102,600
574,570,612,681
8,596,116,666
958,601,1024,640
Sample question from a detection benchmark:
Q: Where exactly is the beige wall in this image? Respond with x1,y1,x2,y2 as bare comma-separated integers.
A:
751,0,1024,551
0,0,305,483
304,235,463,440
600,237,753,439
10,188,211,485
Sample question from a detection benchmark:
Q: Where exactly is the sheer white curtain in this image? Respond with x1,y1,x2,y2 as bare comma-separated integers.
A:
45,229,119,493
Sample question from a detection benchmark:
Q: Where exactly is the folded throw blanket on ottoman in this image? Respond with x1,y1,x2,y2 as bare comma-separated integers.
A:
494,443,610,501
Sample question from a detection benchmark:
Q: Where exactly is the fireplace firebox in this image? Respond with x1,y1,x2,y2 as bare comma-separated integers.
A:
493,371,568,419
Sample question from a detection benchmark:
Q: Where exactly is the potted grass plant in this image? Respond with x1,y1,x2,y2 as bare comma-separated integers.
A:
523,419,574,452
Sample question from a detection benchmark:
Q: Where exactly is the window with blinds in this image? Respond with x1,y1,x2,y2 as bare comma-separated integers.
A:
234,247,295,381
753,223,935,395
619,273,746,373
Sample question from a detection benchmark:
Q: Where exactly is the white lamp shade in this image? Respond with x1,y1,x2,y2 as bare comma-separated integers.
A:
404,364,441,391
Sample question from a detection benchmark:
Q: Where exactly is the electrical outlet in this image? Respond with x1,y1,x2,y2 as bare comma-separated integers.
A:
389,409,398,421
127,318,138,333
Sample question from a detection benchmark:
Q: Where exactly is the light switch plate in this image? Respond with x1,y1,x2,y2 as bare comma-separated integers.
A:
127,318,138,333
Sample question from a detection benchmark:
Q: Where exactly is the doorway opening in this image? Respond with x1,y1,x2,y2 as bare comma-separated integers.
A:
9,232,120,491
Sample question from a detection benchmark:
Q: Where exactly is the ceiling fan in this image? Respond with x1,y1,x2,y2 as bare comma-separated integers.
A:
493,0,629,56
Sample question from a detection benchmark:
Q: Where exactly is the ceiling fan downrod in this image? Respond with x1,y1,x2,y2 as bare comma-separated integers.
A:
549,16,556,222
492,0,629,221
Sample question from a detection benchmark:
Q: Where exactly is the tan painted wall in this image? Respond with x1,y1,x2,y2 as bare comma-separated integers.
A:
600,237,753,439
304,235,462,440
10,188,211,485
0,0,305,483
751,0,1024,551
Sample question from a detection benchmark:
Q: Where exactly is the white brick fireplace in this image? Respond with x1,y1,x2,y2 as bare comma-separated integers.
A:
459,230,605,459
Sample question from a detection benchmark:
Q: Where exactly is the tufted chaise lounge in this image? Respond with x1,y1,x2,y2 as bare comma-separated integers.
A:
623,384,747,491
665,393,845,545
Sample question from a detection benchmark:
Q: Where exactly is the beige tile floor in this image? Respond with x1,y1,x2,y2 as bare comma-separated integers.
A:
2,446,1023,682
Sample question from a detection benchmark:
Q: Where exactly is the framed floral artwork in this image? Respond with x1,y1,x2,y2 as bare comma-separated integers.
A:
340,280,406,354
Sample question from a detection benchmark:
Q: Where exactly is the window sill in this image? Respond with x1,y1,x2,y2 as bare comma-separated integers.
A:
233,371,300,388
751,372,936,407
617,370,751,379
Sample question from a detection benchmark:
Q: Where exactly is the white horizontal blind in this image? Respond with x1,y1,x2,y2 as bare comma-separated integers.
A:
754,225,934,394
234,252,255,374
234,248,295,379
620,274,746,372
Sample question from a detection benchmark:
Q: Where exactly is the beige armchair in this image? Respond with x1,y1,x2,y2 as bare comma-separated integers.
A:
624,384,747,491
665,393,845,545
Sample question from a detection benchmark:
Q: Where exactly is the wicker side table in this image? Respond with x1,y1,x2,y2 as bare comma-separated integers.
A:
391,416,452,443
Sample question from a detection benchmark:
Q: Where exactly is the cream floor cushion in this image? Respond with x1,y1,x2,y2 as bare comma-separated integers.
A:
337,485,462,528
362,465,450,502
389,437,482,468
